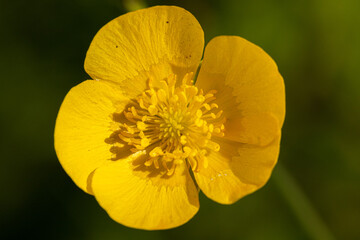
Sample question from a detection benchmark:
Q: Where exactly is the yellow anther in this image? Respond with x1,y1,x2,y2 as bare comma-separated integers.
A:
189,157,198,171
157,89,167,102
195,118,204,127
183,146,191,154
151,94,158,106
148,105,158,115
119,73,225,175
138,98,146,109
141,115,148,122
203,103,211,111
210,103,218,109
153,157,160,169
174,159,184,165
160,80,169,92
139,131,145,138
144,158,153,167
194,95,205,102
170,95,178,103
182,72,193,86
137,121,146,131
200,149,207,155
204,93,214,99
178,92,187,106
187,86,198,98
208,141,220,152
209,124,214,132
202,124,209,133
215,110,223,118
123,123,134,134
131,106,139,117
150,147,163,157
140,137,150,148
180,135,187,145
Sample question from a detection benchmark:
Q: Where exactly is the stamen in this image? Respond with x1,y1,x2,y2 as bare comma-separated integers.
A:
118,73,226,175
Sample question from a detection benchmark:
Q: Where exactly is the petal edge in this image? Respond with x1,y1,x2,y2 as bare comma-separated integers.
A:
92,158,199,230
54,80,130,193
85,6,204,98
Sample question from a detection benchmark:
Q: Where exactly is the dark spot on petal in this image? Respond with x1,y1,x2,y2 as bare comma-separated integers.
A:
115,45,118,48
166,21,169,23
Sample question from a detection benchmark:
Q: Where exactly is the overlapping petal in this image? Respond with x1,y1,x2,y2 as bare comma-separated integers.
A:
54,80,130,193
92,156,199,230
85,6,204,98
193,137,281,204
196,36,285,146
194,36,285,204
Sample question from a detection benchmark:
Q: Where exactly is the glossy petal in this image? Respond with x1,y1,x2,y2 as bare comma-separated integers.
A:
85,6,204,98
54,80,130,193
224,113,280,146
194,137,281,204
92,156,199,230
196,36,285,146
194,36,284,204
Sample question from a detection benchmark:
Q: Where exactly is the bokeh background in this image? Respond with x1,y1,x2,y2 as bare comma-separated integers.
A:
1,0,359,239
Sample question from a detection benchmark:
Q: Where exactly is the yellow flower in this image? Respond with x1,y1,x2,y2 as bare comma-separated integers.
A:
54,6,285,230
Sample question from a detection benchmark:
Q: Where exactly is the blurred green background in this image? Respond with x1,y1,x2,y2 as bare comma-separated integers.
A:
1,0,359,239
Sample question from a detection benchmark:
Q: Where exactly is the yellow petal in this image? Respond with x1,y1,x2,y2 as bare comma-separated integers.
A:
194,137,281,204
85,6,204,98
224,113,280,146
54,80,130,194
196,36,285,145
91,156,199,230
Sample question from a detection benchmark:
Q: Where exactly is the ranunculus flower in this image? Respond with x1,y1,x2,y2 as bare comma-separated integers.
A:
55,6,285,230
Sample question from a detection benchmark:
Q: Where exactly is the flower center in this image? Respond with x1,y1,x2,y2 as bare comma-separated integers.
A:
118,73,225,175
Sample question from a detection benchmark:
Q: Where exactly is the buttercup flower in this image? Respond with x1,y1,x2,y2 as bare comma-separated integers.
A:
55,6,285,230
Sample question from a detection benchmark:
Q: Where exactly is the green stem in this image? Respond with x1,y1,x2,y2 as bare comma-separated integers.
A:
123,0,147,12
273,163,336,240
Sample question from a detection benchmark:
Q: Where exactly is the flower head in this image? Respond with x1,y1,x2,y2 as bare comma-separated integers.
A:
55,6,285,230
